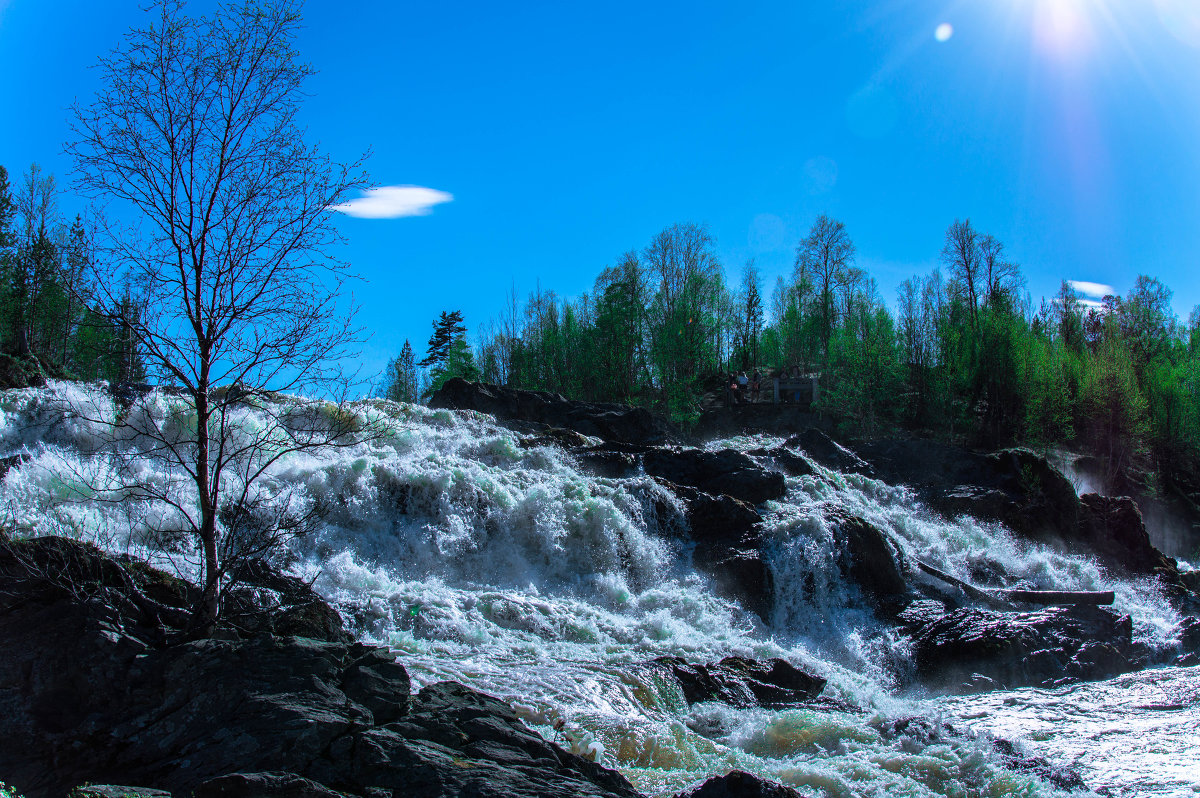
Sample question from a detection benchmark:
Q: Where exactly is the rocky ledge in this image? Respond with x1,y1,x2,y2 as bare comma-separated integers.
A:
0,535,644,798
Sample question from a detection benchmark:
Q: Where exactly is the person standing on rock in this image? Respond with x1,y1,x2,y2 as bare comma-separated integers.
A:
750,370,761,403
737,372,749,404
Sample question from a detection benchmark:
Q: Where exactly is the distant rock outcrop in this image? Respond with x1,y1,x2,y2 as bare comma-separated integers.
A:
430,378,680,446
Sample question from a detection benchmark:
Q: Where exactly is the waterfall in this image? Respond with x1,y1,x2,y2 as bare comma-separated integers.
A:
1,382,1194,797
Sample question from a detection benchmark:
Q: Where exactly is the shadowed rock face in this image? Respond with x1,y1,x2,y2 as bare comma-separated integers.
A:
430,378,679,446
827,511,907,610
0,537,643,798
1074,494,1180,580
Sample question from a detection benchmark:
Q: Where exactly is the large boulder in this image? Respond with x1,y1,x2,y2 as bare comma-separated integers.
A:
430,378,678,446
783,429,869,473
905,603,1137,691
643,448,787,506
653,479,772,621
827,512,907,609
0,537,643,798
653,656,825,708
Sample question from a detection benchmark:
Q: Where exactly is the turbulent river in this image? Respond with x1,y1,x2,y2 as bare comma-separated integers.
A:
1,384,1196,797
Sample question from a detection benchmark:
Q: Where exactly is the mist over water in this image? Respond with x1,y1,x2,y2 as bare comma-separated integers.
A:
1,383,1196,797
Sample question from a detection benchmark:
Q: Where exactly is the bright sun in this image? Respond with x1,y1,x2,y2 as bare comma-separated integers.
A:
1012,0,1200,58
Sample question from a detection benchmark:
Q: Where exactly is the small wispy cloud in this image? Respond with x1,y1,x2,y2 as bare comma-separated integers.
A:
1069,280,1115,299
332,185,453,219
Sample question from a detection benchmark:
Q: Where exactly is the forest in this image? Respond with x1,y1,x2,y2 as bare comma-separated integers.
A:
4,157,1198,499
390,217,1200,497
0,164,143,387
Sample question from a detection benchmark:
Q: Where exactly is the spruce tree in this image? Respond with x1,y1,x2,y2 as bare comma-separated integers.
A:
383,339,419,403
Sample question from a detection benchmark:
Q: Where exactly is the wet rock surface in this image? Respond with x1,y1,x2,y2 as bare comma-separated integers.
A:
853,441,1080,542
905,603,1139,691
653,655,826,709
643,448,787,505
1074,493,1180,580
827,511,908,610
0,536,643,798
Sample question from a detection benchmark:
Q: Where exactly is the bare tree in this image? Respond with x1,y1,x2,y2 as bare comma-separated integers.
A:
795,214,855,365
941,219,981,329
67,0,370,628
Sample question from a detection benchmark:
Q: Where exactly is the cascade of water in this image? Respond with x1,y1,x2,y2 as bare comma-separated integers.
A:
0,383,1193,797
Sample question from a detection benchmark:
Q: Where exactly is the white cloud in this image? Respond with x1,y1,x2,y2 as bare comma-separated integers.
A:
331,185,453,219
1069,280,1116,299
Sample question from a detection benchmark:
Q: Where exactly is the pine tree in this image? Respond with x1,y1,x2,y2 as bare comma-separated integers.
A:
419,310,467,369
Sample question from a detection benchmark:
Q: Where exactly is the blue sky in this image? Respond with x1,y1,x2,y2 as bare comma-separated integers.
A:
2,0,1198,387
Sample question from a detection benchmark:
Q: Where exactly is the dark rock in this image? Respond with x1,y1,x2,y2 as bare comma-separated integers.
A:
692,404,828,440
855,442,1081,543
0,537,642,798
783,430,869,473
0,452,30,480
194,773,349,798
1174,616,1200,654
894,599,950,631
519,427,595,450
827,512,907,608
575,443,647,478
225,557,354,644
70,789,173,798
654,656,825,708
644,448,787,505
908,603,1136,691
1075,494,1179,580
1181,570,1200,593
430,378,679,446
654,479,771,620
746,447,814,478
674,771,801,798
992,739,1088,793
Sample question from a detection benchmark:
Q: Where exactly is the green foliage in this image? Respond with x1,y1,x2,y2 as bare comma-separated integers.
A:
381,339,419,404
0,162,143,383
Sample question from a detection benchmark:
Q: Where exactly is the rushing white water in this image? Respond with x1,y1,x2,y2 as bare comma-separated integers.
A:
1,382,1196,797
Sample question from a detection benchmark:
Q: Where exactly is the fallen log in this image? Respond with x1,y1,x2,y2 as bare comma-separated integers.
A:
998,589,1115,606
915,560,995,602
914,560,1115,607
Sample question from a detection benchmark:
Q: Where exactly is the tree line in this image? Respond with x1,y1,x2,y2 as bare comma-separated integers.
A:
385,216,1200,492
0,163,144,385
